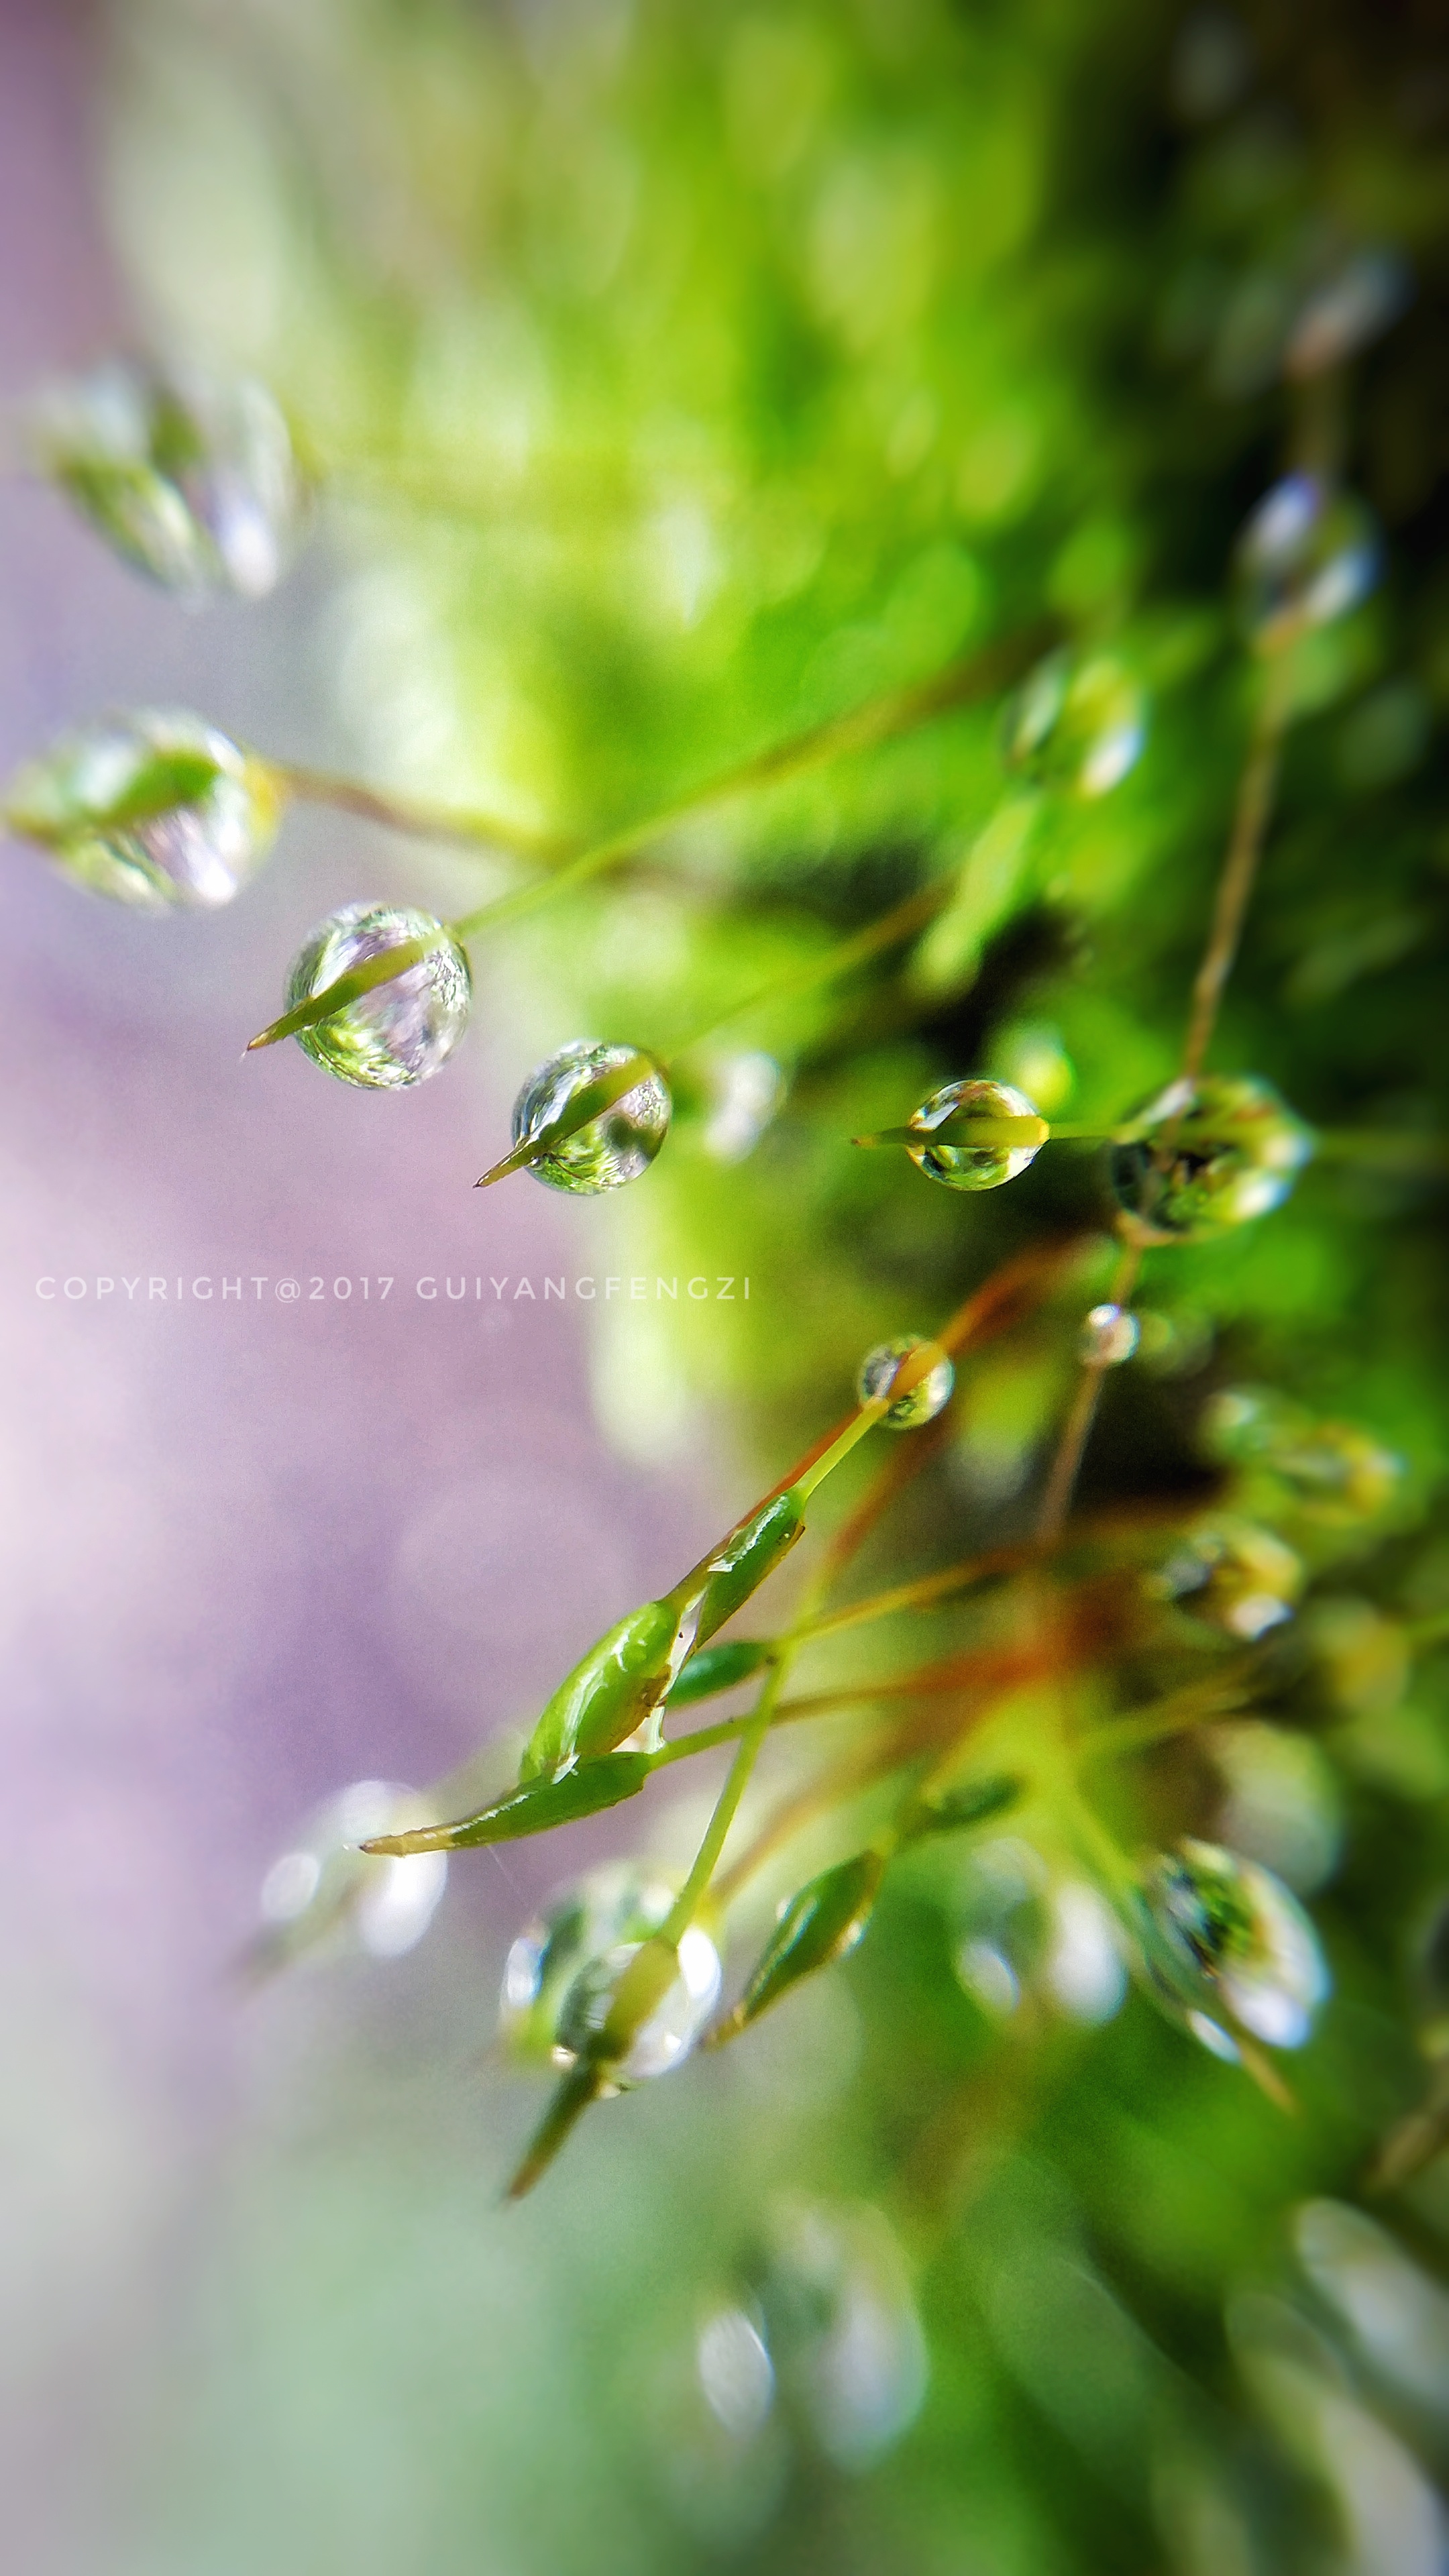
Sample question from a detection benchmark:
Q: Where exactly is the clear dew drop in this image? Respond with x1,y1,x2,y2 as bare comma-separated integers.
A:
34,357,309,601
500,1864,695,2074
1147,1513,1302,1639
1002,649,1146,798
906,1077,1044,1193
702,1051,786,1163
1234,473,1379,653
1283,248,1411,381
255,1778,447,1965
4,708,281,910
856,1334,955,1428
285,902,472,1089
557,1922,722,2082
511,1038,672,1193
1109,1073,1313,1244
1079,1302,1140,1367
1141,1836,1330,2050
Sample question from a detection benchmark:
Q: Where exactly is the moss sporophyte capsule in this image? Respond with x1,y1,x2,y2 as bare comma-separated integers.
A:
5,709,282,909
1109,1075,1313,1244
34,357,309,601
284,904,472,1088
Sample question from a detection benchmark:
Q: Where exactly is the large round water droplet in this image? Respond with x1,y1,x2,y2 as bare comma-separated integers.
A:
1140,1837,1329,2049
905,1077,1044,1192
285,903,472,1089
558,1923,722,2081
500,1864,676,2065
1110,1074,1313,1244
34,358,309,601
1079,1302,1140,1367
1002,650,1146,798
5,708,281,909
856,1335,955,1427
512,1038,672,1193
1234,474,1379,652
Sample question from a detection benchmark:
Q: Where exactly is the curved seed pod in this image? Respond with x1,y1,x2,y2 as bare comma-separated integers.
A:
665,1638,777,1707
693,1492,805,1647
361,1753,652,1856
715,1852,885,2039
519,1597,690,1782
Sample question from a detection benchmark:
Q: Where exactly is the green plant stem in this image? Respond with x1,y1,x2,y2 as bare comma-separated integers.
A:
447,621,1053,947
1035,641,1296,1540
273,759,566,865
248,625,1051,1053
1034,1242,1142,1544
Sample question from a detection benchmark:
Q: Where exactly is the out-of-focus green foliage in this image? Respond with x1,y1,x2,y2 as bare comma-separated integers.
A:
83,0,1449,2567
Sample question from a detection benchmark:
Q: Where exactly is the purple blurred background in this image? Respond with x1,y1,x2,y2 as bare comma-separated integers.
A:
1,11,720,2566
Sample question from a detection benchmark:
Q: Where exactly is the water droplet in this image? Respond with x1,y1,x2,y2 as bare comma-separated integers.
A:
1201,1386,1401,1525
34,357,309,600
1002,649,1146,797
1079,1303,1140,1367
745,2200,926,2469
905,1077,1045,1192
5,708,281,909
696,2308,775,2441
512,1038,672,1193
702,1051,786,1163
1140,1836,1329,2048
285,903,472,1088
1235,474,1379,652
502,1866,670,2059
1147,1514,1302,1638
253,1778,447,1967
558,1923,722,2082
855,1335,955,1427
1110,1073,1313,1243
1284,249,1411,380
500,1864,718,2080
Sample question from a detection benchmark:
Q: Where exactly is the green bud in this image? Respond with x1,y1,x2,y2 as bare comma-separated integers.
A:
903,1774,1022,1841
722,1851,885,2034
520,1598,686,1781
665,1638,776,1707
361,1753,651,1855
694,1493,804,1647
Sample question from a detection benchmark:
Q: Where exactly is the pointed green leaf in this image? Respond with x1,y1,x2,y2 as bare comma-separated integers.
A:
479,1051,661,1187
665,1638,775,1707
360,1752,651,1854
247,932,439,1051
723,1850,885,2033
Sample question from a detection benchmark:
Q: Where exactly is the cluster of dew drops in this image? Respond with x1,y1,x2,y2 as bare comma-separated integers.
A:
3,347,1401,2096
